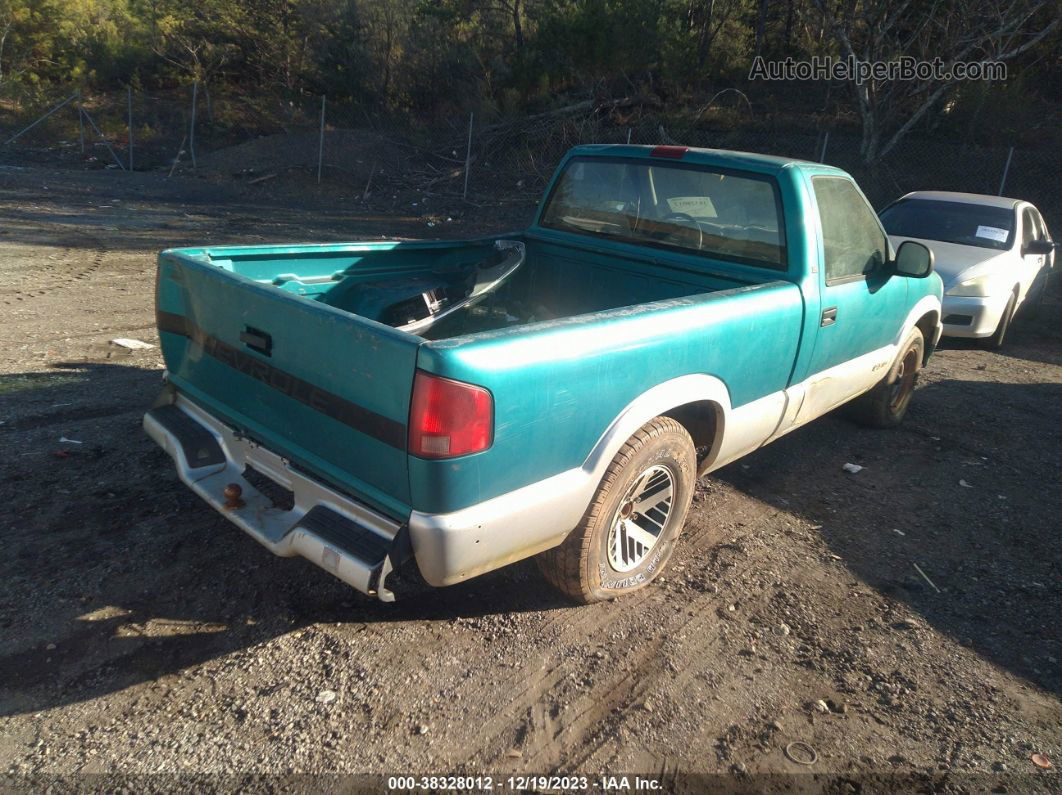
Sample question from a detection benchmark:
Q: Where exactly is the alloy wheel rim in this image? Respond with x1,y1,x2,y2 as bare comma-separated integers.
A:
889,349,918,412
606,464,675,572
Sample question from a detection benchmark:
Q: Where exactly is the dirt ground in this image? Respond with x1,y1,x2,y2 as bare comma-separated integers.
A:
0,165,1059,791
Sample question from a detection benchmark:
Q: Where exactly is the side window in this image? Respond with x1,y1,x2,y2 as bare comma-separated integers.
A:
1019,208,1036,248
1028,208,1045,238
813,177,888,282
1031,209,1050,241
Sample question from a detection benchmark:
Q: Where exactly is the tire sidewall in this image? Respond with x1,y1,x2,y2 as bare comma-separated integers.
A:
989,293,1016,348
858,327,925,428
887,329,924,418
584,433,695,600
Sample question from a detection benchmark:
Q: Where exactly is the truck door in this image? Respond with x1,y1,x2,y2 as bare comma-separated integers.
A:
798,175,909,420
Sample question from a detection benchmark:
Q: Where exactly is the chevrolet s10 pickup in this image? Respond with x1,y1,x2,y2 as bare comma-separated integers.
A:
145,145,943,603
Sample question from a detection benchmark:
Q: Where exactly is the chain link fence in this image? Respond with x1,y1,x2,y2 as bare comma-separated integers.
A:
2,87,1059,231
463,116,1060,225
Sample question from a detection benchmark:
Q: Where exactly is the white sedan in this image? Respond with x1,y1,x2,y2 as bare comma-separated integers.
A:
880,191,1055,348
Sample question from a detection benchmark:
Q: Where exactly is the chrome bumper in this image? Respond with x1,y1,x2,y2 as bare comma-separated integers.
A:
144,392,403,601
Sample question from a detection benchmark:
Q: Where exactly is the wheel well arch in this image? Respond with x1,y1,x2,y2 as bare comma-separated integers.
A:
664,399,725,475
913,310,939,366
580,374,732,482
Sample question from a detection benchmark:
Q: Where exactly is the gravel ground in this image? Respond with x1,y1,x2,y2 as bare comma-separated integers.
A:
0,166,1059,791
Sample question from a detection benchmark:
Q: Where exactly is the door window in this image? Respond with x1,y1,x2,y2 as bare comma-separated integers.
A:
1030,208,1050,241
1021,208,1037,250
813,177,888,282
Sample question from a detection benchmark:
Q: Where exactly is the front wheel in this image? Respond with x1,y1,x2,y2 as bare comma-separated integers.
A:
536,416,696,604
847,327,924,428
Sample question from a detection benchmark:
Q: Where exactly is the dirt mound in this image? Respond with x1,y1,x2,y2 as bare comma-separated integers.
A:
193,129,412,181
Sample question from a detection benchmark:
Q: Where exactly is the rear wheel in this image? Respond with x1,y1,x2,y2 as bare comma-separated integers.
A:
536,417,696,604
847,327,924,429
984,292,1016,349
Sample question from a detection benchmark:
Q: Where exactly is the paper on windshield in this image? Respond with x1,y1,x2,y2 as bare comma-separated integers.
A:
975,225,1008,243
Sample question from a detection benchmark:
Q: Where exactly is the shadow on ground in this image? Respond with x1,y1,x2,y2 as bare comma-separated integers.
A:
715,376,1062,700
0,362,569,717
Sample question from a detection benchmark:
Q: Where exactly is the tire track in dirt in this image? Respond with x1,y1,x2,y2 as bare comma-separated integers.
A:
555,557,775,774
457,493,784,769
0,226,107,304
516,510,786,773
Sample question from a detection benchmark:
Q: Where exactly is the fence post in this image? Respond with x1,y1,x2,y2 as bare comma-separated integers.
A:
627,128,632,144
462,112,474,200
998,146,1014,196
79,106,125,170
189,81,198,170
77,90,85,154
168,135,187,178
317,95,326,185
818,131,830,163
127,85,133,172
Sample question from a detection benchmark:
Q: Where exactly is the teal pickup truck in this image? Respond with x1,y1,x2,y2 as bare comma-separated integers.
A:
145,145,942,603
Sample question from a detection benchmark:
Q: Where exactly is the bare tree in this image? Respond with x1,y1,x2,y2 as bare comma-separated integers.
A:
754,0,768,57
479,0,526,55
812,0,1062,165
0,12,12,85
155,32,233,86
688,0,741,68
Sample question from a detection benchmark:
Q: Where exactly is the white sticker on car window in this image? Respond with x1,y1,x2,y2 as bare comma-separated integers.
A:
667,196,717,218
975,225,1008,242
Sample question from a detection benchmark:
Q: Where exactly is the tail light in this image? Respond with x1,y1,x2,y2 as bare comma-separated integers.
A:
408,371,493,459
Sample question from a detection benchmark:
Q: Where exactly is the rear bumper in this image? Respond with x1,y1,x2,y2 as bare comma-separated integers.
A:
144,392,404,601
940,294,1009,338
146,389,592,595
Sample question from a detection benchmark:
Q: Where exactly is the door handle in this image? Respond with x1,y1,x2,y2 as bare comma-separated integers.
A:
240,326,273,356
821,307,838,327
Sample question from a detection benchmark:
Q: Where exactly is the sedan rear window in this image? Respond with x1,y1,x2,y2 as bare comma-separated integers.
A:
539,157,786,269
880,199,1015,251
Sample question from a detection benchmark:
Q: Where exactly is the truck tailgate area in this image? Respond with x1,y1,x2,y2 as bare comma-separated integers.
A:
155,249,420,519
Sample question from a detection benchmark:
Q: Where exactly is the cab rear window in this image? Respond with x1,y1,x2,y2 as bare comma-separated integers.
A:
540,157,786,269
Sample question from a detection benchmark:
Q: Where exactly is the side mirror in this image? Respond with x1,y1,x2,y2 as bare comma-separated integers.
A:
895,240,933,278
1021,238,1055,256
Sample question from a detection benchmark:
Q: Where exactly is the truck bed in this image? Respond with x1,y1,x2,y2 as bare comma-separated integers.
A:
155,233,797,521
189,236,748,339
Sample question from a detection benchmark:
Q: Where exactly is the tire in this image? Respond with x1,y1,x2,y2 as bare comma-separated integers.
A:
847,327,924,429
984,292,1016,350
536,416,696,604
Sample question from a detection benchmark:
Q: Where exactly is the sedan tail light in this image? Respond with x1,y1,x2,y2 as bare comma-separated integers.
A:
408,371,493,459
